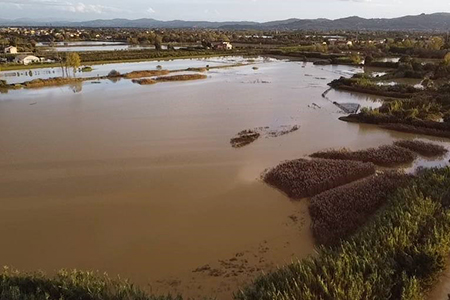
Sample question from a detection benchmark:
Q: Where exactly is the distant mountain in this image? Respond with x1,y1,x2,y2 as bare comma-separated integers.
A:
2,13,450,31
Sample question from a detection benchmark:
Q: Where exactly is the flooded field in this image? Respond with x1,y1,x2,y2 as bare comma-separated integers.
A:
35,41,186,52
1,57,449,299
0,56,247,85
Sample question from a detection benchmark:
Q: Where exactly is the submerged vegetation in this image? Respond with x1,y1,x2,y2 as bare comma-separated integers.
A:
264,158,375,199
237,167,450,300
230,130,261,148
309,171,411,246
310,145,416,167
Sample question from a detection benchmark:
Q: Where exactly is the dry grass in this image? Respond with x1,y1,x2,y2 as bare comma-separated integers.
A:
310,145,416,167
263,158,375,199
309,171,412,246
230,130,261,148
394,140,448,157
186,67,208,72
22,77,81,88
132,78,157,85
123,70,170,79
154,74,208,82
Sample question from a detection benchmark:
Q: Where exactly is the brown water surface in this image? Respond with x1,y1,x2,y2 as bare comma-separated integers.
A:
1,58,448,299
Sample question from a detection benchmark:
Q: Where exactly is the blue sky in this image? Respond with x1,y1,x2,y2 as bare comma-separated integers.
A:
0,0,449,21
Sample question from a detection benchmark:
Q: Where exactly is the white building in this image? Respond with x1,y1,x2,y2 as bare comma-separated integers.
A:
14,55,40,65
214,42,233,50
4,46,18,54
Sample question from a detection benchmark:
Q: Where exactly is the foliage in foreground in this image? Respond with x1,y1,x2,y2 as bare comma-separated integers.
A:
0,268,182,300
237,167,450,300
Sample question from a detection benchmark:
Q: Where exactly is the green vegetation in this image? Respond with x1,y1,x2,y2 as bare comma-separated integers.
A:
237,167,450,300
0,268,182,300
81,66,93,72
329,77,421,98
64,52,81,75
310,171,411,246
263,159,375,199
310,145,417,167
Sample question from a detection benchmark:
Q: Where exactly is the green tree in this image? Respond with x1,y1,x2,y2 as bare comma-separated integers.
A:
65,52,81,76
429,36,444,50
444,52,450,66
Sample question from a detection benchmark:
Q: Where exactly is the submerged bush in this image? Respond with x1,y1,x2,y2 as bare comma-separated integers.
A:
310,145,416,167
310,171,412,246
264,159,375,199
237,167,450,300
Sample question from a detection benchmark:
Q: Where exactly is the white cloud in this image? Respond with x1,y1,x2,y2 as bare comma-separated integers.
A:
0,0,123,14
147,7,156,14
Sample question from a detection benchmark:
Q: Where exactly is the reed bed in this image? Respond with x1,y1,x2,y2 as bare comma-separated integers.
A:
123,70,170,79
237,167,450,300
394,140,448,157
309,171,411,246
154,74,208,82
132,78,157,85
263,159,375,199
310,145,416,167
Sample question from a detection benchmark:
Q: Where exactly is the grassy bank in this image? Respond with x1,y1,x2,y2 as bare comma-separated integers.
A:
0,268,183,300
237,167,450,300
329,77,421,99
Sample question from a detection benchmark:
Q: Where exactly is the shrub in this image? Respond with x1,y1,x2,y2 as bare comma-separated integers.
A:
309,171,412,246
107,70,121,77
263,159,375,199
310,145,417,167
394,140,448,157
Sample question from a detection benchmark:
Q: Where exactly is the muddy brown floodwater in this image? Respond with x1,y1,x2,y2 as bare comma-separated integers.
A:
1,57,449,300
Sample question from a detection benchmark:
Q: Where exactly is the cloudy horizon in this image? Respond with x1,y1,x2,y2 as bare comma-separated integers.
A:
0,0,449,22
